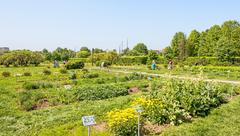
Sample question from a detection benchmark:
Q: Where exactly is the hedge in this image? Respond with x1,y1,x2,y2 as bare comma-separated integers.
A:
115,56,148,65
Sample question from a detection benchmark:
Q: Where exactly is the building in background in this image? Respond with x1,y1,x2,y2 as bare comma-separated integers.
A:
0,47,10,52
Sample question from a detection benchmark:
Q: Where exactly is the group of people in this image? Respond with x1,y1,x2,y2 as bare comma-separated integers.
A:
151,60,173,70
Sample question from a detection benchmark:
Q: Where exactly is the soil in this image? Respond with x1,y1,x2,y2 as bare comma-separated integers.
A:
128,87,140,94
35,98,50,110
93,122,107,132
143,122,170,135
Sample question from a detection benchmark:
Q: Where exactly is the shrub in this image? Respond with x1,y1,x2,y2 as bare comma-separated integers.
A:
2,71,10,77
94,78,106,84
125,72,146,81
23,72,32,76
81,72,99,78
59,68,68,74
74,84,128,101
19,90,36,111
19,90,45,111
43,69,51,75
23,82,40,90
81,68,89,74
69,72,77,80
115,56,148,65
106,108,138,136
65,61,84,69
132,79,239,125
23,82,53,90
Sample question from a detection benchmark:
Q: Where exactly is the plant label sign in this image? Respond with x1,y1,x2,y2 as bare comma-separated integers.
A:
135,105,144,113
82,116,96,126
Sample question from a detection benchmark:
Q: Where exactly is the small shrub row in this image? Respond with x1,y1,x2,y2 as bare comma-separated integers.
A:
65,61,84,69
81,72,99,78
23,82,53,90
74,84,128,101
2,71,11,77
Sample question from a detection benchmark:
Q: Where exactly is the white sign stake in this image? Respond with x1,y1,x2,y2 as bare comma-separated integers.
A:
82,115,96,136
135,105,144,136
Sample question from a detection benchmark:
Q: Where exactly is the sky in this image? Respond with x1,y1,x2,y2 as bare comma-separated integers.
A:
0,0,240,51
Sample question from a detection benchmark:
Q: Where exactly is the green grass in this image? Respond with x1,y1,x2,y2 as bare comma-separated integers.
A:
161,96,240,136
1,64,240,136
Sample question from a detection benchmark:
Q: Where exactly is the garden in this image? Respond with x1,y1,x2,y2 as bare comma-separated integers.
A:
1,20,240,136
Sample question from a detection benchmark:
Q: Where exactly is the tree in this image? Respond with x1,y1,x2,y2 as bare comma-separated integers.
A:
93,48,104,53
52,47,75,61
148,50,158,60
221,20,240,39
216,37,237,63
76,51,91,58
42,48,52,61
132,43,148,55
186,30,200,57
163,46,174,59
171,32,186,59
80,47,90,52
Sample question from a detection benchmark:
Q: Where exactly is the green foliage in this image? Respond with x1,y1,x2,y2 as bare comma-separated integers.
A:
59,68,68,74
93,51,118,64
186,30,200,57
81,72,99,78
132,43,148,55
69,72,77,80
106,108,138,136
43,69,52,75
76,51,91,58
171,32,187,59
134,79,239,125
19,90,45,111
23,72,32,76
125,72,146,80
116,56,148,65
148,50,158,61
52,47,75,61
161,96,240,136
65,61,84,69
23,82,53,90
0,50,44,67
2,71,11,77
80,46,91,52
74,84,129,101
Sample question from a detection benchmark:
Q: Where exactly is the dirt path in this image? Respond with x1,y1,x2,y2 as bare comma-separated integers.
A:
101,69,240,85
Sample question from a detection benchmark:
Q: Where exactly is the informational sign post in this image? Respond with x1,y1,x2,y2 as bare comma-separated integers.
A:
82,115,96,136
135,105,144,136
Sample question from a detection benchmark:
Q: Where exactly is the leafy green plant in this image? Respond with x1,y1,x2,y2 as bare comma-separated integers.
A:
2,71,11,77
23,72,32,76
81,72,99,78
43,69,51,75
23,82,53,90
65,61,84,69
69,72,77,80
19,90,45,111
74,84,128,101
59,68,68,74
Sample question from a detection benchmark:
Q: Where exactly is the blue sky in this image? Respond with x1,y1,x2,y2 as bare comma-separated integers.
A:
0,0,239,51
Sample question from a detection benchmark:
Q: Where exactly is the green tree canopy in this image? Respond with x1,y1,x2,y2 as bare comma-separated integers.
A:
132,43,148,55
171,32,186,59
186,30,200,57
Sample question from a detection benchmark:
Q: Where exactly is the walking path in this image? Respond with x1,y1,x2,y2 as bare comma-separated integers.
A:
97,68,240,85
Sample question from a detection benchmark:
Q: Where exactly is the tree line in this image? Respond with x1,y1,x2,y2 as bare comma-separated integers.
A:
163,20,240,63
